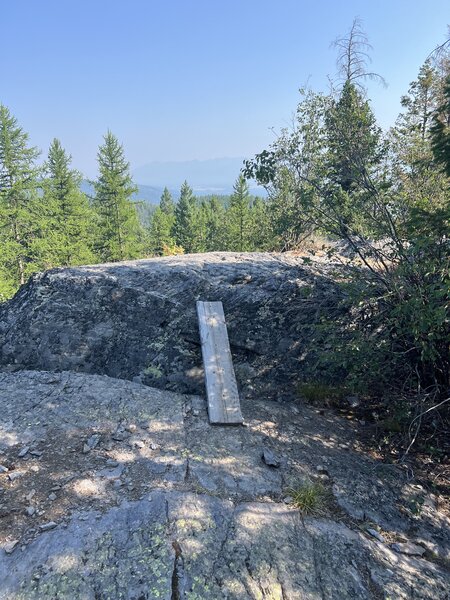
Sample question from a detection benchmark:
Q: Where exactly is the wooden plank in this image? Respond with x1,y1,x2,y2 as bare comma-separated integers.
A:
196,301,244,425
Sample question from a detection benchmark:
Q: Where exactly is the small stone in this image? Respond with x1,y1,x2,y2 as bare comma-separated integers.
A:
4,540,19,554
106,459,119,467
39,521,57,531
192,409,200,417
125,424,137,433
8,471,24,481
50,485,61,491
283,496,293,504
150,443,159,451
30,449,42,457
86,434,101,450
82,444,91,454
25,489,36,501
18,446,30,458
316,465,329,476
0,465,9,474
262,448,281,468
346,395,360,408
133,440,145,449
367,528,385,543
48,493,57,501
392,542,426,556
25,506,35,516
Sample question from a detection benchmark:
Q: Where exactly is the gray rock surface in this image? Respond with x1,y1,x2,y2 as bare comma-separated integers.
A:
0,252,345,400
0,370,449,598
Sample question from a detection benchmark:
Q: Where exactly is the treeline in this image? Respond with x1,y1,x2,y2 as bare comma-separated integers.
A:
0,109,274,300
147,178,270,255
0,120,147,300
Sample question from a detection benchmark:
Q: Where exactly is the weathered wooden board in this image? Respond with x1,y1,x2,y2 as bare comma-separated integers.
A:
196,301,244,425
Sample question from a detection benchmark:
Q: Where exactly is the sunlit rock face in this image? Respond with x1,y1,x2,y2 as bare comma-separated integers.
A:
1,255,449,598
0,370,449,598
0,252,345,401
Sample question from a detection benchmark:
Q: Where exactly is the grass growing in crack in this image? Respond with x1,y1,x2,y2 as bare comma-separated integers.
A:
288,481,330,516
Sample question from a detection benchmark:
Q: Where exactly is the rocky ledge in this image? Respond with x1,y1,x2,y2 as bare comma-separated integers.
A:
0,253,448,599
0,252,346,400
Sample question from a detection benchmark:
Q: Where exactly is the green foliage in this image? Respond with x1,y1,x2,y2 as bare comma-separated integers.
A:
34,139,96,268
173,181,198,253
288,481,331,516
0,104,41,298
93,131,143,262
297,382,345,405
430,74,450,178
148,188,176,255
245,41,450,401
226,175,253,251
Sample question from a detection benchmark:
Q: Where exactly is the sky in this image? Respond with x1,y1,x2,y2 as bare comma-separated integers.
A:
1,0,449,179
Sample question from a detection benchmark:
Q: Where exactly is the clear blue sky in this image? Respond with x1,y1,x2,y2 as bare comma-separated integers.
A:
1,0,448,178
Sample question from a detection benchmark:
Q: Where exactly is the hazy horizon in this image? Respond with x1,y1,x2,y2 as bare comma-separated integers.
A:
2,0,449,180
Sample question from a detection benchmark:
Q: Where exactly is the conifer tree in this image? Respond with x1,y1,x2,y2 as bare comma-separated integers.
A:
430,74,450,178
160,186,175,215
35,139,95,267
202,197,226,251
173,181,198,253
325,80,382,194
149,187,176,254
93,131,142,261
226,175,252,251
0,104,40,298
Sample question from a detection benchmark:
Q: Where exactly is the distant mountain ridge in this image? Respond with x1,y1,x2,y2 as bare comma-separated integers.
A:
132,157,266,197
81,157,266,203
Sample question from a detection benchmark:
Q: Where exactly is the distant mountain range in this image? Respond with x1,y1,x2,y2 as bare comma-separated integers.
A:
82,157,266,204
133,157,266,198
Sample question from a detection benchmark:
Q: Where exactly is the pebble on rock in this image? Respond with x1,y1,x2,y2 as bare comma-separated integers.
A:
18,446,30,458
262,448,281,468
391,542,426,557
39,521,57,532
367,528,385,543
4,540,19,554
0,465,9,474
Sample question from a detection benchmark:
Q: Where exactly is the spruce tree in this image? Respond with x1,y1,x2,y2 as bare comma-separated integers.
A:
430,74,450,178
325,81,382,193
160,186,175,215
202,197,226,251
173,181,198,253
226,175,252,251
0,104,40,298
35,139,95,267
93,131,142,261
149,187,176,254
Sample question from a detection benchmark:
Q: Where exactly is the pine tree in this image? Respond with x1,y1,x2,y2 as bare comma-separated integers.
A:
173,181,198,253
325,81,382,193
0,104,40,298
430,74,450,178
226,175,252,251
149,188,176,254
35,139,95,268
203,197,226,251
160,186,175,215
93,131,142,262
